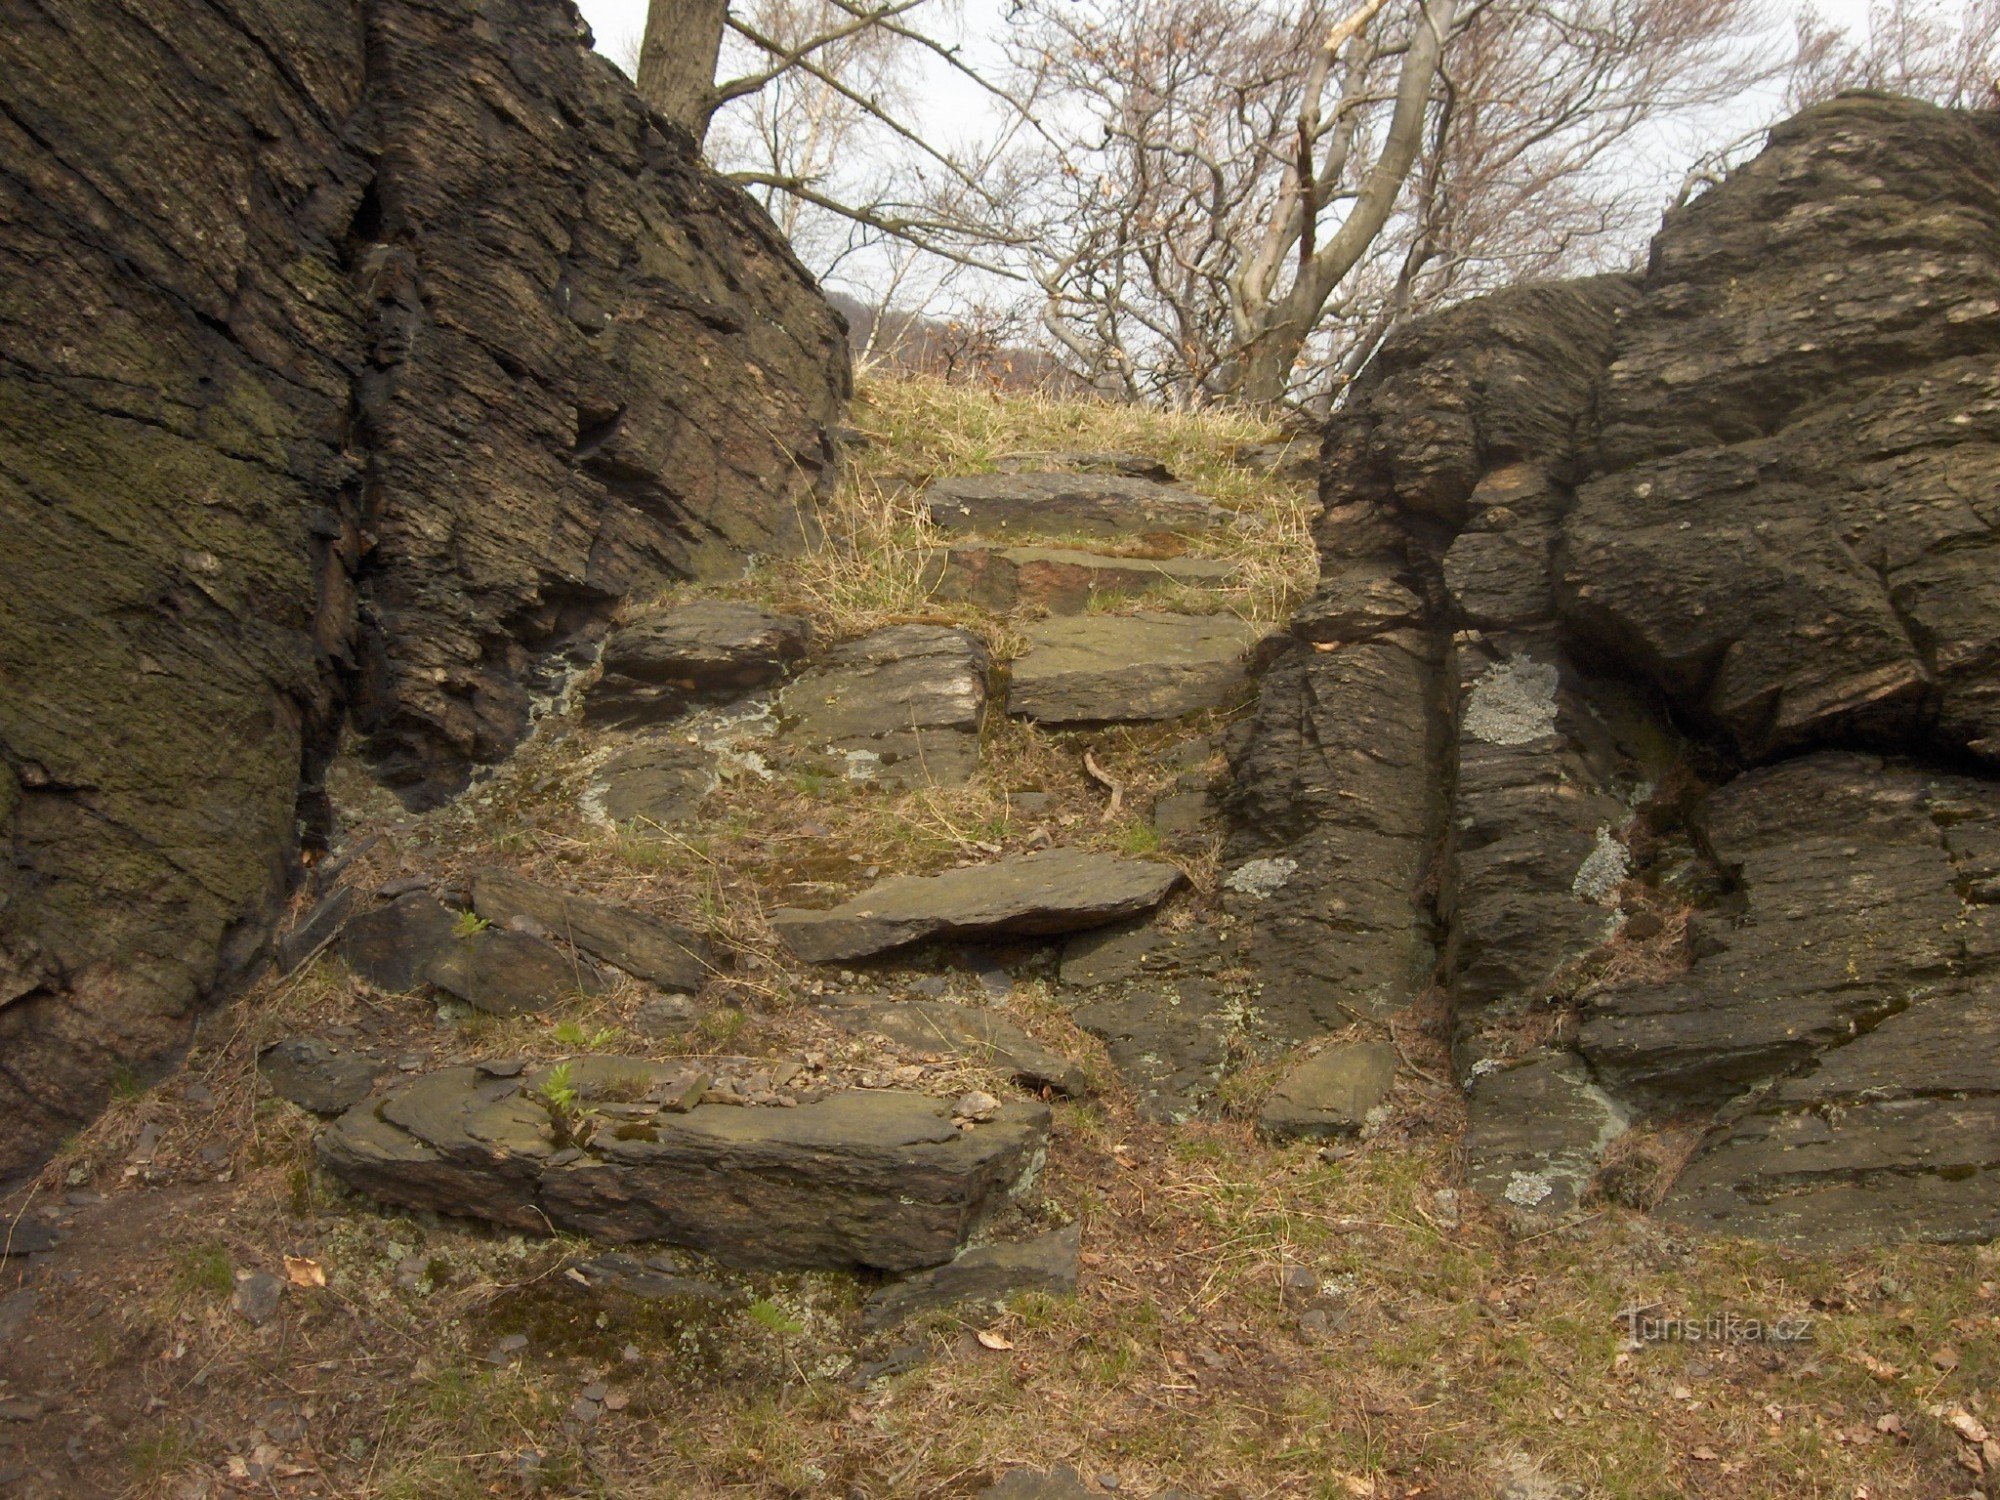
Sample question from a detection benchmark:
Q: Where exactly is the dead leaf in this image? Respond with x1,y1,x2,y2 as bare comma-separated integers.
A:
283,1256,326,1289
1689,1447,1719,1462
1948,1408,1991,1445
1933,1345,1961,1372
974,1329,1014,1351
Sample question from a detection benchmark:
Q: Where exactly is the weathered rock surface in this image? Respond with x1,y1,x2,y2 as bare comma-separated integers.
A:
926,473,1225,538
585,601,810,727
259,1037,382,1116
776,849,1182,962
337,895,462,995
422,928,604,1018
0,0,845,1174
1008,612,1272,724
319,1060,1049,1271
1242,95,2000,1244
927,545,1237,614
1071,981,1231,1123
1259,1042,1398,1140
783,625,989,788
864,1222,1081,1327
590,739,722,828
821,997,1088,1095
979,1471,1095,1500
471,869,711,992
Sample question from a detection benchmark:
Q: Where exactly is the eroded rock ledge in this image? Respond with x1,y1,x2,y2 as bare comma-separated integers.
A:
0,0,847,1176
1239,95,2000,1246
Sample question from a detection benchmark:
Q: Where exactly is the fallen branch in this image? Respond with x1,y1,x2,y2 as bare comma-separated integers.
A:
1083,750,1123,823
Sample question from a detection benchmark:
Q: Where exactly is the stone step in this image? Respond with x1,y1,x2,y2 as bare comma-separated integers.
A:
924,471,1225,540
772,847,1182,962
319,1058,1050,1271
781,623,987,788
470,868,712,993
923,543,1236,614
1007,611,1274,724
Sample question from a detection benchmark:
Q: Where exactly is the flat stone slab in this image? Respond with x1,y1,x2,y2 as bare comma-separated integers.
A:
337,893,460,993
821,997,1089,1095
422,928,605,1017
472,868,711,992
1463,1052,1627,1216
1259,1041,1398,1140
772,848,1182,962
1008,611,1271,723
259,1037,382,1115
926,544,1236,614
993,450,1176,482
783,624,987,788
585,600,809,727
925,472,1224,539
865,1222,1081,1327
318,1059,1050,1271
980,1469,1095,1500
1070,979,1230,1123
589,739,719,828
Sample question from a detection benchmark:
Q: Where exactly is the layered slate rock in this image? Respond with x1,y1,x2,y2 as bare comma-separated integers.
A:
926,545,1236,615
1008,613,1272,724
865,1222,1081,1327
337,895,462,994
783,625,989,788
820,997,1088,1095
590,740,721,828
585,601,809,728
925,473,1224,539
259,1038,382,1116
422,929,605,1018
471,869,711,992
318,1060,1049,1271
0,0,845,1174
1057,920,1240,1121
773,849,1182,962
1248,96,2000,1245
1259,1041,1398,1140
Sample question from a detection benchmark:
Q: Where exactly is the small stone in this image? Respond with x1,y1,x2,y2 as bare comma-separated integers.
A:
0,1222,58,1257
953,1091,1001,1123
634,995,698,1036
482,1334,529,1365
477,1058,527,1078
259,1037,382,1115
1280,1264,1319,1302
231,1270,284,1327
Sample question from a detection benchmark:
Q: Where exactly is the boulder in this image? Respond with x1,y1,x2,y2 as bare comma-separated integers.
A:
820,997,1089,1096
925,473,1224,539
318,1060,1050,1271
1008,612,1272,724
585,601,810,727
471,869,711,993
927,545,1236,614
865,1222,1081,1327
0,0,845,1174
783,624,989,788
1258,1042,1398,1140
773,849,1182,962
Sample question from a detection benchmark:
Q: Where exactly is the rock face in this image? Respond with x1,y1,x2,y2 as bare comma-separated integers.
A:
1237,96,2000,1245
318,1060,1049,1271
0,0,846,1172
773,849,1183,962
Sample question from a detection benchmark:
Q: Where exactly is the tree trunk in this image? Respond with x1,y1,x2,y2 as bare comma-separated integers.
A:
637,0,730,142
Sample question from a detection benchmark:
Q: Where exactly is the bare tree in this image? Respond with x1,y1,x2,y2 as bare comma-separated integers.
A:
998,0,1778,408
636,0,732,134
1788,0,2000,108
